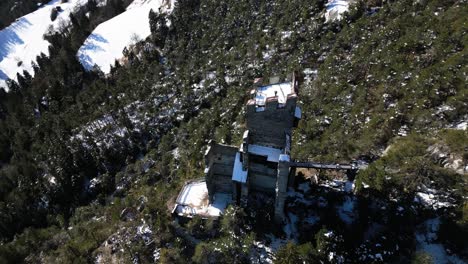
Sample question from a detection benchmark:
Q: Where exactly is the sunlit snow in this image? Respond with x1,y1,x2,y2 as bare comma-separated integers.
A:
174,180,231,217
77,0,176,73
325,0,353,22
0,0,90,90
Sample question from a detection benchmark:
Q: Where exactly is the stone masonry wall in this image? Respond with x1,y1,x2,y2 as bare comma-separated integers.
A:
205,143,237,199
246,94,297,148
274,155,290,222
248,161,277,193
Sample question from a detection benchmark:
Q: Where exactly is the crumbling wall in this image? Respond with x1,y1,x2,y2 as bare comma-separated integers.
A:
205,143,237,198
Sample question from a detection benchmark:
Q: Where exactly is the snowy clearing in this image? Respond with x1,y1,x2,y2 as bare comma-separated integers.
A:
77,0,175,73
0,0,90,90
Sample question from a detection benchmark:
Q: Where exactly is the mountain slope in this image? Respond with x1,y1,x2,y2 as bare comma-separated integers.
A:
0,0,466,263
0,0,51,30
0,0,91,89
77,0,175,73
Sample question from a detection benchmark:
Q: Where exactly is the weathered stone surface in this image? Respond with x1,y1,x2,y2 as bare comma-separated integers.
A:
427,143,467,175
205,142,237,199
275,156,290,222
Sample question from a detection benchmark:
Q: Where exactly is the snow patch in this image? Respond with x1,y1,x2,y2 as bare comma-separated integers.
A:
136,220,153,245
454,121,467,130
325,0,353,22
255,82,293,105
232,152,248,183
344,180,354,193
320,179,354,192
77,0,175,73
174,180,231,218
337,196,356,225
252,235,289,264
0,0,91,89
248,144,282,163
415,218,465,264
284,213,299,241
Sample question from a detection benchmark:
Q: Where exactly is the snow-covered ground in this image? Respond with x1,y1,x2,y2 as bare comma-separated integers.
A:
77,0,175,73
337,195,356,225
319,178,356,193
174,180,231,217
414,185,456,210
0,0,90,90
284,212,299,240
325,0,353,22
416,218,465,264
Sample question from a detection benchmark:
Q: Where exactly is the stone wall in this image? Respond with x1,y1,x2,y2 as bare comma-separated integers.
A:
274,154,291,222
205,142,237,200
246,94,297,148
248,160,277,193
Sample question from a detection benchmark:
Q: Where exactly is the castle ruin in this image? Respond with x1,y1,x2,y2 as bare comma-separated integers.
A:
172,73,358,222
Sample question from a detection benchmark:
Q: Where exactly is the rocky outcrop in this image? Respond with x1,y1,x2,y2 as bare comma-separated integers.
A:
427,143,467,175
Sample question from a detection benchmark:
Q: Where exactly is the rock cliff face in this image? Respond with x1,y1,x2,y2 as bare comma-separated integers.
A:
427,143,467,175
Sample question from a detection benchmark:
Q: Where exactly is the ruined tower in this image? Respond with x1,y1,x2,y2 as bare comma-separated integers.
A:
240,73,302,222
173,73,302,223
